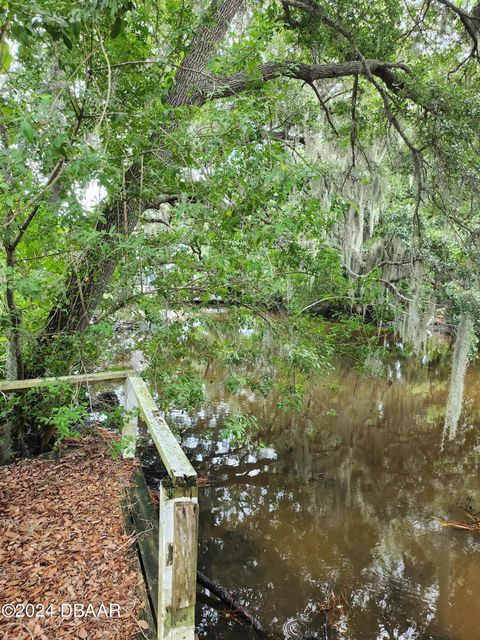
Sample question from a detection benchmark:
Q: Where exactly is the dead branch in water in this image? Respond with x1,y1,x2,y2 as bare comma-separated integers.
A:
315,584,349,631
197,571,268,636
440,518,480,532
440,505,480,532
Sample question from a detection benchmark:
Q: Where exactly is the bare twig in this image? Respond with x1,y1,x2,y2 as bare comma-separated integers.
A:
306,81,339,136
96,31,112,133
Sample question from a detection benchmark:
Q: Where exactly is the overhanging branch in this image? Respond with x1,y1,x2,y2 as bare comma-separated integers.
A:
200,59,410,102
436,0,479,56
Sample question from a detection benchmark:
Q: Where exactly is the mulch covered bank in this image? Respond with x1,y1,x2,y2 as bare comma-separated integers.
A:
0,431,149,639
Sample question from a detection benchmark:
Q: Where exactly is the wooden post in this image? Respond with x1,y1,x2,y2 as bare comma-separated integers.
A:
122,376,138,458
158,482,198,640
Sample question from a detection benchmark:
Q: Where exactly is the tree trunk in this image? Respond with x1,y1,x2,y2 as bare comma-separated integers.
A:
33,0,243,374
5,246,24,380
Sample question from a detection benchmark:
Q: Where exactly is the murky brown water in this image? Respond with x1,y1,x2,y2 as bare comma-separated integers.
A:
144,351,480,640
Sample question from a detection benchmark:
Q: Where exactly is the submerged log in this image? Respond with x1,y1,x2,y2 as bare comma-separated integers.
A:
197,571,265,634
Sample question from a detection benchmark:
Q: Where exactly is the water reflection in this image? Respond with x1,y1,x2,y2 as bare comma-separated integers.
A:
151,353,480,640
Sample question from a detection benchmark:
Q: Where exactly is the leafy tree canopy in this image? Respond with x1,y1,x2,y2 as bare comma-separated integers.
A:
1,0,480,407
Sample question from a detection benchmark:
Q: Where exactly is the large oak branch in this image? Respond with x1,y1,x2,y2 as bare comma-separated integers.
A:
201,59,410,101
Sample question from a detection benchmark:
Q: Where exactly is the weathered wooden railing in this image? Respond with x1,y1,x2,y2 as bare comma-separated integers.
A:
0,370,198,640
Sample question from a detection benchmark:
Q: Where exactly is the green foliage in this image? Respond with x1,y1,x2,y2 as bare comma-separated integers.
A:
248,374,275,398
38,403,87,442
284,344,325,375
324,408,338,417
225,374,247,395
0,381,135,453
0,382,86,451
276,383,304,412
221,414,259,445
110,434,136,459
1,0,480,415
102,404,133,431
152,371,205,411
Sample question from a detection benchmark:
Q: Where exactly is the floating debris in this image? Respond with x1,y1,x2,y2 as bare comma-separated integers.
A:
440,503,480,533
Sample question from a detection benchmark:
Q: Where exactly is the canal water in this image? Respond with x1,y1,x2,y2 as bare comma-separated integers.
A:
142,350,480,640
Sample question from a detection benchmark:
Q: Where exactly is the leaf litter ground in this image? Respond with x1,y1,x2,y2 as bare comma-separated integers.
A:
0,430,150,639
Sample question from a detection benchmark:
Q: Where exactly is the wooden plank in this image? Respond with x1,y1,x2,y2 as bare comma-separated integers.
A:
122,491,157,640
0,369,133,392
127,376,197,483
126,471,160,622
172,502,198,616
158,483,174,640
122,493,157,640
123,377,139,458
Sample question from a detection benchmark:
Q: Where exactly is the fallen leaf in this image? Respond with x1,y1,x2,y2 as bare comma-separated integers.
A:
137,619,149,630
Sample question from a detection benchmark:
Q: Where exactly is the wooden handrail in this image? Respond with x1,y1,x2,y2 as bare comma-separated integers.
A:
123,375,198,639
1,370,199,640
126,376,196,482
0,369,196,483
0,369,134,392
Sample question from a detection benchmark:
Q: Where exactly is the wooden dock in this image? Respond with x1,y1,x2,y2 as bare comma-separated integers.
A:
0,371,199,640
